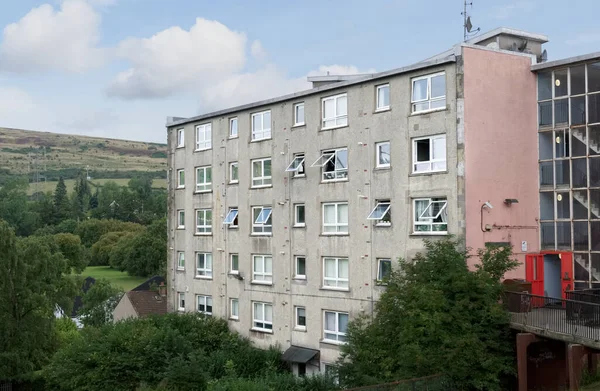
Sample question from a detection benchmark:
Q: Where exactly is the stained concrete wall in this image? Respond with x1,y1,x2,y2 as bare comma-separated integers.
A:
166,62,459,366
462,46,540,278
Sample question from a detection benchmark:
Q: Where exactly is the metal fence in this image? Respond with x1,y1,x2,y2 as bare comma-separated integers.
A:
0,383,12,391
343,374,450,391
504,291,600,342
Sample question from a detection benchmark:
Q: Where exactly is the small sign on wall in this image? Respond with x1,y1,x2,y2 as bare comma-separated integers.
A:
521,241,528,252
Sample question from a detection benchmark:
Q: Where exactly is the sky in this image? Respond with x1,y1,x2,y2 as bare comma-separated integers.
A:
0,0,599,143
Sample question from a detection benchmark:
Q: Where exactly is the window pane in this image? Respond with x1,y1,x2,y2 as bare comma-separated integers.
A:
572,158,587,188
338,314,349,333
555,129,569,158
263,111,271,128
296,205,305,223
591,190,600,219
589,94,600,124
412,79,428,101
592,222,600,251
571,96,586,126
337,204,348,224
541,222,555,249
297,258,305,275
590,157,600,187
539,132,553,160
253,161,261,177
324,259,335,277
335,149,348,169
253,114,261,132
574,222,589,251
324,205,335,224
325,312,335,331
231,163,238,180
575,253,589,281
538,101,552,126
556,192,570,219
540,192,554,220
378,85,389,108
554,69,568,97
264,160,271,177
588,63,600,93
573,190,588,219
555,99,568,124
572,128,587,157
324,99,334,118
538,72,552,101
432,137,445,160
556,222,571,249
378,143,390,165
555,160,570,187
571,65,586,95
254,303,263,320
416,139,430,162
338,259,348,279
336,96,347,116
590,126,600,155
431,74,445,98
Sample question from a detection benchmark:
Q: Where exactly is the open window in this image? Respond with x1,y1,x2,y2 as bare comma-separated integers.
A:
254,207,272,224
414,197,448,233
252,206,272,234
367,201,391,225
311,149,348,181
286,154,305,176
419,200,447,220
223,208,238,226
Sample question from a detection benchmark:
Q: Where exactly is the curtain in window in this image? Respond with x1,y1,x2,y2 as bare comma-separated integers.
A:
324,99,335,118
324,259,336,278
254,257,263,273
253,115,261,131
324,205,335,224
432,137,446,160
339,314,349,333
415,200,428,221
325,312,336,331
336,96,347,116
265,304,272,322
254,303,263,320
412,79,427,101
337,204,348,225
265,256,272,273
338,260,348,280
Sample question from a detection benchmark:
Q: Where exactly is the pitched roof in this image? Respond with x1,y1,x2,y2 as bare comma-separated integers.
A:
131,275,165,291
127,291,167,317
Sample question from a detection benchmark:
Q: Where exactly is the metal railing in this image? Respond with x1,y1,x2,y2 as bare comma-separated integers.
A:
343,374,450,391
504,291,600,342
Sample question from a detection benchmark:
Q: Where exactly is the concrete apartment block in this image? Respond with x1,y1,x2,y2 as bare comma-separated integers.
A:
166,27,546,374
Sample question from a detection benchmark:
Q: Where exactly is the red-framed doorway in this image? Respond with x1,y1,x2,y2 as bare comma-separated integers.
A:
525,251,573,299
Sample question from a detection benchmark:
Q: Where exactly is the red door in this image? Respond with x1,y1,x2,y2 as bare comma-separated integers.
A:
525,254,544,296
560,252,574,298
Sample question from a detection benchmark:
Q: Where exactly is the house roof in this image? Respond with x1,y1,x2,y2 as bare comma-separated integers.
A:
166,55,456,128
127,291,167,317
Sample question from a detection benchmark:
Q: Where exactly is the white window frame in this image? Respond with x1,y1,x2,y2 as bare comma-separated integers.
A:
252,158,272,188
195,209,212,235
376,84,390,111
411,72,446,113
195,166,212,193
177,209,185,229
177,292,185,312
229,162,239,184
195,252,213,279
286,154,306,177
367,201,391,226
294,256,306,280
311,148,348,182
377,258,392,282
196,295,213,315
223,208,239,227
294,204,305,227
251,110,272,141
412,135,446,174
322,202,348,234
413,198,448,234
252,254,273,284
229,117,238,138
294,102,305,126
323,257,349,289
230,298,239,319
252,206,272,235
376,141,391,168
177,251,185,270
295,306,307,330
230,253,239,274
323,311,348,344
322,93,348,129
176,128,185,148
195,123,212,151
252,301,273,332
177,169,185,189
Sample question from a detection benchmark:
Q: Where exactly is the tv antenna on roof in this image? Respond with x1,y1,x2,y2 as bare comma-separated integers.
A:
462,0,480,41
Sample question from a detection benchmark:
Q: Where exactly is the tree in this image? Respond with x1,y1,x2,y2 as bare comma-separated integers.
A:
0,177,39,236
337,238,518,391
121,218,167,277
0,220,78,381
75,218,143,247
72,172,91,220
54,233,87,273
79,279,123,327
89,231,129,266
53,176,71,224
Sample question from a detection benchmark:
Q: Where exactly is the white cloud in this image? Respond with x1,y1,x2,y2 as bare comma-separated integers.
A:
107,18,247,99
250,40,267,61
0,0,105,73
492,1,536,19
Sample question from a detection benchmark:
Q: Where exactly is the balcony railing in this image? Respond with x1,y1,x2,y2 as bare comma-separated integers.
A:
505,291,600,345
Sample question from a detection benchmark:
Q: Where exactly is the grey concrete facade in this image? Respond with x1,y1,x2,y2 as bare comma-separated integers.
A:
166,60,459,371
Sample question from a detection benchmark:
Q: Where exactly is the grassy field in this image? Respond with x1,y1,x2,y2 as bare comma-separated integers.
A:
0,127,166,184
26,177,167,195
81,266,147,291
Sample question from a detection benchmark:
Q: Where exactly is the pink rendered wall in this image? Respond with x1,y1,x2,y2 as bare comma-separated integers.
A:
463,46,539,279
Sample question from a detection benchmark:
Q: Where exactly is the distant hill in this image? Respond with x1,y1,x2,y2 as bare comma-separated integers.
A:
0,127,167,192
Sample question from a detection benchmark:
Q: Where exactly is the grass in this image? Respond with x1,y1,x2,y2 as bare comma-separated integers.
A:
81,266,147,291
26,177,166,195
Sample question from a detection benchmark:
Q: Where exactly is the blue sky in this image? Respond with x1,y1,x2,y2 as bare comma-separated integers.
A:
0,0,598,143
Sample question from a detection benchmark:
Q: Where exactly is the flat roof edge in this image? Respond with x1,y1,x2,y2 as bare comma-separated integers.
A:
468,27,548,45
531,52,600,71
167,56,456,128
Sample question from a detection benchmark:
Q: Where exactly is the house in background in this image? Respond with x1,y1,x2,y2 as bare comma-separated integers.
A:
113,276,168,321
55,276,96,328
